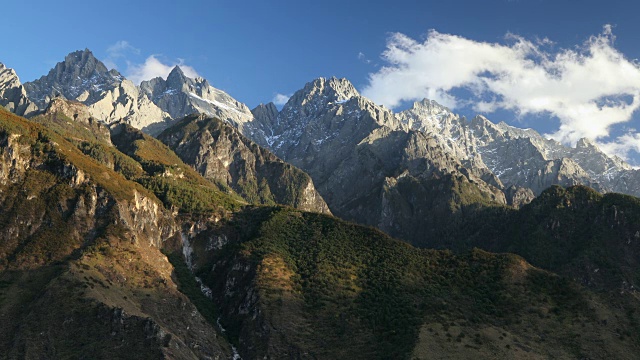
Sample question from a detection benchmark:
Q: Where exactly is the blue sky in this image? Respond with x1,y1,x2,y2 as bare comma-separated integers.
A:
4,0,640,163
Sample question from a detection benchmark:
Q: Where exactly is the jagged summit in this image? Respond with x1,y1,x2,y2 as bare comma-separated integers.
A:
252,101,278,114
397,98,455,132
275,76,400,131
576,137,597,149
0,63,20,86
284,77,360,109
0,63,37,116
253,75,402,155
139,66,254,131
165,65,189,89
411,98,452,114
62,49,111,76
20,49,256,136
251,102,278,125
24,49,123,109
276,77,362,120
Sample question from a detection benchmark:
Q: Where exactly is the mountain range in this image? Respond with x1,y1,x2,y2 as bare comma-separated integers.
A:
1,49,639,359
7,50,640,203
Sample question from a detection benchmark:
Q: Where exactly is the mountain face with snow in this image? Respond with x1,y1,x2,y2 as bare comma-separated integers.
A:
0,63,37,117
24,49,120,109
21,49,256,136
258,77,403,182
139,66,255,135
396,99,640,196
249,78,509,246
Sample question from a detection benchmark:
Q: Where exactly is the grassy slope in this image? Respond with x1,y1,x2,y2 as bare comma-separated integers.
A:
110,122,245,214
24,108,245,215
453,185,640,295
196,208,640,359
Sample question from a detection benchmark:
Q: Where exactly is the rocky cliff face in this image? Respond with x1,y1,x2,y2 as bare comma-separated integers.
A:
157,114,330,214
0,107,233,358
248,102,279,148
0,63,37,117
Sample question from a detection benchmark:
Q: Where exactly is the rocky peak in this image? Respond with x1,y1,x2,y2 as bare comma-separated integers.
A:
398,98,457,132
24,49,122,108
0,63,20,88
251,102,278,127
282,77,359,113
139,68,254,132
471,115,496,128
306,77,359,101
469,115,505,138
272,76,405,138
0,63,38,116
325,76,360,100
410,98,452,116
261,75,402,155
495,121,544,141
165,66,189,90
576,138,597,150
138,76,165,98
253,102,278,116
22,50,175,134
569,137,632,175
61,49,111,78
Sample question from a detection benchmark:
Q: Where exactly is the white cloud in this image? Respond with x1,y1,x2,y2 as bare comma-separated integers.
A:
599,132,640,162
104,40,140,70
272,93,291,106
362,26,640,160
126,55,200,85
102,41,200,84
358,52,372,64
107,40,140,58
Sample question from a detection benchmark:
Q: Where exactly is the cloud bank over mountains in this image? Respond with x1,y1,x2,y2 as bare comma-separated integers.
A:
362,26,640,161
